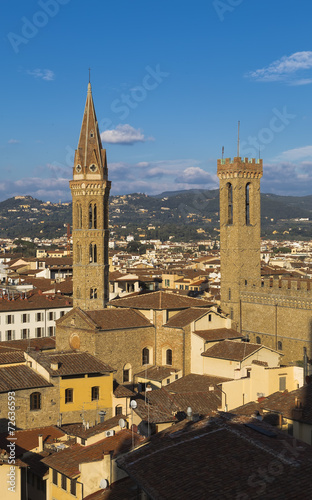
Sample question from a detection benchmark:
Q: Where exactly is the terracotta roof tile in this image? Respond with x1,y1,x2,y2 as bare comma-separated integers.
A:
0,365,52,392
194,328,242,341
28,351,115,376
163,307,212,328
0,337,56,353
0,292,72,311
0,426,65,455
61,415,128,439
42,430,143,477
135,365,180,382
108,290,214,310
202,340,262,361
83,477,138,500
85,308,152,330
117,414,312,499
113,384,135,398
0,351,25,365
166,373,232,392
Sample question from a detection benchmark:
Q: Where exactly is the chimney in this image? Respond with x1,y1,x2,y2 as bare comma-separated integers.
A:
38,434,43,452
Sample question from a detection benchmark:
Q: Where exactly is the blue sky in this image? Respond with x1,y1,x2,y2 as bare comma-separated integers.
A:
2,0,312,201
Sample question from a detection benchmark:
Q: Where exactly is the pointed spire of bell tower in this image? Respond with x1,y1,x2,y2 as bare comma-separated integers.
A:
73,81,107,179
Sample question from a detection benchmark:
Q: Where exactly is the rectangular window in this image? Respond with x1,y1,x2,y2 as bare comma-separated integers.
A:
167,378,170,384
65,388,73,404
48,326,55,336
21,313,30,323
123,369,129,383
6,330,15,341
6,314,14,325
164,279,170,287
52,469,58,485
61,474,67,491
21,328,29,339
36,327,43,338
208,314,212,322
115,406,123,416
279,376,286,391
185,285,189,290
48,311,55,321
36,312,43,322
91,386,99,401
60,311,65,317
70,479,76,496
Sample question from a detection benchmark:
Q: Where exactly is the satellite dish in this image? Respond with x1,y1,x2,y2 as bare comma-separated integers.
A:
99,479,109,489
130,400,137,409
119,418,126,429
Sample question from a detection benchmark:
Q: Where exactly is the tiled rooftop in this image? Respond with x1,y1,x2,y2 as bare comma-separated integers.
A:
27,351,115,376
108,290,214,310
117,414,312,499
194,328,242,342
0,336,56,353
61,415,128,439
202,340,262,361
85,308,152,330
163,307,212,328
0,364,52,392
0,291,72,311
135,365,180,381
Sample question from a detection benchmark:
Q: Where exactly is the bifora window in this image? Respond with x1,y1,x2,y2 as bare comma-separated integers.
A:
89,202,97,229
90,288,97,299
77,202,82,228
89,243,97,263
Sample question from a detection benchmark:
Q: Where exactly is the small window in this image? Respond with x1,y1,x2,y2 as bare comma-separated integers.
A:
278,341,283,351
21,328,29,339
6,330,15,341
30,392,41,410
6,314,14,325
167,378,170,384
175,374,179,380
48,326,55,336
227,182,233,225
166,349,173,366
65,388,73,404
21,313,29,323
208,314,212,322
36,312,43,322
89,243,97,263
246,183,250,225
123,363,132,383
90,288,97,299
60,311,65,317
36,327,43,338
256,336,261,344
71,479,77,496
142,347,149,365
52,469,58,485
279,376,286,391
115,405,123,416
91,386,99,401
48,311,55,321
61,474,67,491
228,288,231,301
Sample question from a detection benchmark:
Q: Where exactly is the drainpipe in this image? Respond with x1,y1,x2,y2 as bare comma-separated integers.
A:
275,302,278,351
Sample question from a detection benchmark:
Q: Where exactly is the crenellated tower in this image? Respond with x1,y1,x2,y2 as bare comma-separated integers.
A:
70,83,111,310
217,156,263,328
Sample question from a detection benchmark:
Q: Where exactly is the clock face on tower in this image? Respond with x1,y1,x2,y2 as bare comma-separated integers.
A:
89,164,98,172
75,164,82,173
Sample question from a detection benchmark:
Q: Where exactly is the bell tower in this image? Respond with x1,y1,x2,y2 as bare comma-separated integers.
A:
217,156,263,327
70,82,111,310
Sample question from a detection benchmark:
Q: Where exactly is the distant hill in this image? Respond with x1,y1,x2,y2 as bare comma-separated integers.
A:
0,191,312,241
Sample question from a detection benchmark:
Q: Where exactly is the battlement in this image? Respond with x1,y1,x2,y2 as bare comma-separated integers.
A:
241,278,312,307
217,157,263,179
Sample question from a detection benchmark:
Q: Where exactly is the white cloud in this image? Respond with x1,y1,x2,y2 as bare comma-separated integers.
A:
27,69,55,81
262,161,312,195
175,167,216,185
8,139,19,144
246,51,312,84
274,145,312,162
101,124,153,145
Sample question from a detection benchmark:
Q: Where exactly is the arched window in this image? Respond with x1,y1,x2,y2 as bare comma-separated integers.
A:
278,341,283,351
123,363,132,383
227,183,233,225
77,203,82,229
65,388,73,404
90,288,97,299
256,336,261,344
228,288,231,301
246,183,250,225
166,349,173,366
89,202,97,229
89,243,97,263
77,243,82,263
142,347,150,365
30,392,41,410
